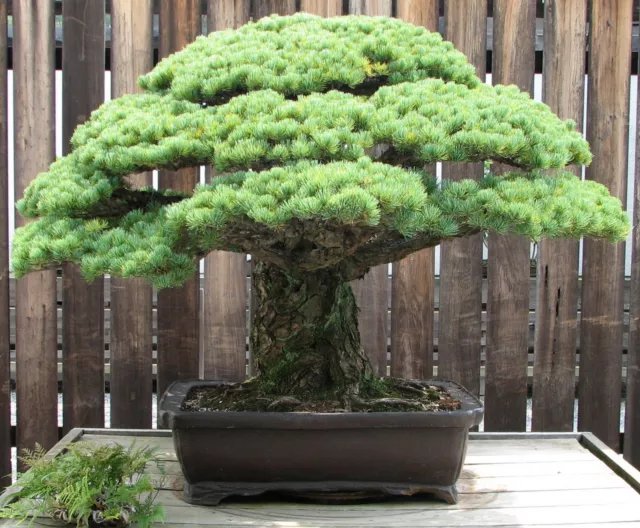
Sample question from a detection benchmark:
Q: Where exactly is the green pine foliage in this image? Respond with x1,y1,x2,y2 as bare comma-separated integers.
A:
138,14,481,101
11,14,630,287
13,160,629,288
0,442,165,528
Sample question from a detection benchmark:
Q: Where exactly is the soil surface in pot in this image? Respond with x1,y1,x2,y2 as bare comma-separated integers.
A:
181,377,462,413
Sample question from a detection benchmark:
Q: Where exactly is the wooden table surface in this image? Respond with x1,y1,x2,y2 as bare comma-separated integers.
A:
2,430,640,527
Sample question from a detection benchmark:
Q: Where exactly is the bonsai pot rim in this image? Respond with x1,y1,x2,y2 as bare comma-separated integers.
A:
159,379,484,429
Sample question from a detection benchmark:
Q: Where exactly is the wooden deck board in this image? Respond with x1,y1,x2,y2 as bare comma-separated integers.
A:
1,433,639,527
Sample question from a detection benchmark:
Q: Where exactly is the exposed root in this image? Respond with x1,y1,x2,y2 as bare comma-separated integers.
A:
351,397,429,411
268,397,302,410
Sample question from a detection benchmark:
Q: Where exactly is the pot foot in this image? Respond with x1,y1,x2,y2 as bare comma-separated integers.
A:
182,480,458,506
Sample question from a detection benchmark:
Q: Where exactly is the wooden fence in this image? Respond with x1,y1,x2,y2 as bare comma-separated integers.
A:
1,0,639,489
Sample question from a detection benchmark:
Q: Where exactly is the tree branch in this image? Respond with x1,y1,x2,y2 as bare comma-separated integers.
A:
71,188,187,219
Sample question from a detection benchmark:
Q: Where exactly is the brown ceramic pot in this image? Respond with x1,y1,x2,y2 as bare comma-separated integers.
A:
159,379,484,505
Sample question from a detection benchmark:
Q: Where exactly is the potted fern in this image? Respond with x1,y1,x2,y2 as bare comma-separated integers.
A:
12,14,628,505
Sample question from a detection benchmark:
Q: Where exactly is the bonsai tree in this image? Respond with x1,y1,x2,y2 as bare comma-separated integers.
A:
12,14,628,411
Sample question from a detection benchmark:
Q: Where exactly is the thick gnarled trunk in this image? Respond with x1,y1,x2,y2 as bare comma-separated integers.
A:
251,261,374,401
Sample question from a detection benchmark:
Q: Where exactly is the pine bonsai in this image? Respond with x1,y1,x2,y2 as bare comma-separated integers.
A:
12,14,629,411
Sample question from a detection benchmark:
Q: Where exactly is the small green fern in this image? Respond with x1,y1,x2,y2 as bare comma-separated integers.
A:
0,442,165,527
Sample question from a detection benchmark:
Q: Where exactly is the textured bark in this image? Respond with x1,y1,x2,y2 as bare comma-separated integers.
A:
251,261,374,400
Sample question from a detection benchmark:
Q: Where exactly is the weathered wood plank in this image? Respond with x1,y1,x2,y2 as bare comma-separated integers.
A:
155,0,201,403
207,0,249,30
300,0,342,16
348,0,392,15
390,251,434,379
531,0,586,433
348,1,391,378
437,1,486,396
109,0,154,428
581,432,640,496
397,0,438,29
578,0,633,451
202,0,250,383
8,273,637,313
154,524,640,528
146,457,613,480
7,433,640,527
389,2,438,381
0,0,9,490
150,502,640,526
13,0,59,464
152,467,624,493
202,251,247,381
484,0,536,432
5,520,640,528
300,0,343,17
254,0,296,18
159,486,640,514
61,0,106,434
626,8,640,472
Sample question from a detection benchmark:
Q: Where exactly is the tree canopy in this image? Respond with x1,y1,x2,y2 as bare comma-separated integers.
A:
12,14,629,287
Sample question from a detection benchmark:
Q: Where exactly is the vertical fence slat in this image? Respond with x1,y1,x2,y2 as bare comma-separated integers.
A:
254,1,296,18
202,0,250,382
0,0,9,489
13,0,58,456
110,0,154,428
484,0,535,432
436,0,486,396
396,0,438,29
157,0,201,400
208,0,249,31
389,2,438,381
531,0,586,432
579,0,633,450
61,0,106,433
348,1,392,16
300,0,342,16
626,39,640,468
347,0,391,377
